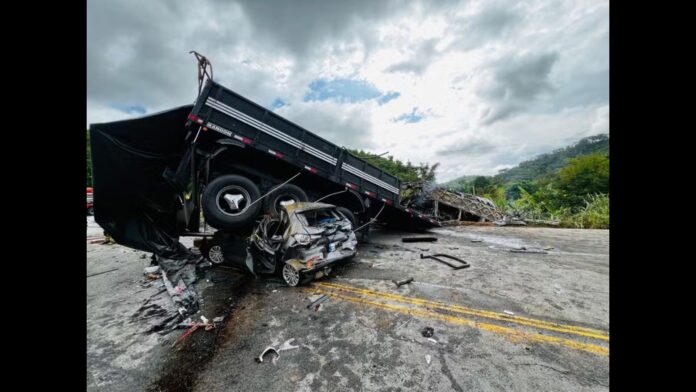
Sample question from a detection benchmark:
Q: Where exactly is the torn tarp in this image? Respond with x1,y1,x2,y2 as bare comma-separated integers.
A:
90,105,196,260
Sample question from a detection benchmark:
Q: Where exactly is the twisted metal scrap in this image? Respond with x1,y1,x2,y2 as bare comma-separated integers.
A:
189,50,213,95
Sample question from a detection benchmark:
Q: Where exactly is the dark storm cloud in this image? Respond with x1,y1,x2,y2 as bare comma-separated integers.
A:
384,39,440,75
446,3,521,51
478,51,560,125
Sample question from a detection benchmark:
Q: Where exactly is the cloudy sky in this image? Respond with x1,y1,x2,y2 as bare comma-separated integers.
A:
87,0,608,182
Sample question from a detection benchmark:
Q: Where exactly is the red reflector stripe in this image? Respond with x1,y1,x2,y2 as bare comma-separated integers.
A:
187,114,203,123
268,149,283,158
381,198,393,205
304,166,318,174
364,191,375,197
346,183,357,190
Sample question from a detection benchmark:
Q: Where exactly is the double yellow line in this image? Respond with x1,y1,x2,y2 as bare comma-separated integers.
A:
309,281,609,356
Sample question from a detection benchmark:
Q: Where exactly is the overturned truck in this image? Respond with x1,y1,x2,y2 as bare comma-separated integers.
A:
90,78,439,272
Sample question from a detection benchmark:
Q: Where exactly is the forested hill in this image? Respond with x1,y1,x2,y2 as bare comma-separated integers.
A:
495,133,608,182
443,133,608,188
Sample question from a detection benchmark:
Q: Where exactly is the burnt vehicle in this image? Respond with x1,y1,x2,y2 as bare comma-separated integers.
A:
246,202,357,286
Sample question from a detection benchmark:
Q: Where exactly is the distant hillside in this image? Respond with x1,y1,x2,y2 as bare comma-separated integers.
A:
442,133,609,188
495,133,608,182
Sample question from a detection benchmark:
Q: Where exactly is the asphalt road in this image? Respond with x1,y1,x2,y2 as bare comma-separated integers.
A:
87,217,608,391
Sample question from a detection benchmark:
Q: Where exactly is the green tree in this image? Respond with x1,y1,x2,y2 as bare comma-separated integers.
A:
555,153,609,208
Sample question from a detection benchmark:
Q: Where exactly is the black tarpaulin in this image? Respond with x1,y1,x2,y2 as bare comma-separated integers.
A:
90,105,195,259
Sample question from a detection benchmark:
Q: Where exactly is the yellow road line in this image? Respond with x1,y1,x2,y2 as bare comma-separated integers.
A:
315,281,608,341
309,287,609,356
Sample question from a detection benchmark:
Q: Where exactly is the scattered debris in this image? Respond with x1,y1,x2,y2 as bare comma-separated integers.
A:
471,239,484,243
421,326,434,338
543,246,554,250
306,294,330,309
420,253,470,270
509,247,548,254
503,310,515,316
87,268,119,278
392,277,414,288
402,237,438,243
425,355,432,365
427,338,439,344
278,338,299,352
213,316,224,323
172,320,215,347
144,266,160,274
256,347,280,363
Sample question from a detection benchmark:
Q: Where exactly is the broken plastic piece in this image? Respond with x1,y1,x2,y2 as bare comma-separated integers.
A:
425,354,432,365
278,338,299,352
256,347,280,363
144,266,160,274
503,310,515,316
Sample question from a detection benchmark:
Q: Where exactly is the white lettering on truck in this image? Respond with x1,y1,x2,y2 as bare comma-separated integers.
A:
206,122,232,137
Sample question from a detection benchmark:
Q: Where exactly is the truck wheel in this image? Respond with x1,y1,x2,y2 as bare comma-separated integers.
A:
202,175,263,230
336,207,356,228
263,184,308,217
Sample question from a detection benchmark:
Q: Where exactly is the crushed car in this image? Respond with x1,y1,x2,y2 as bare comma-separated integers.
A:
245,201,358,286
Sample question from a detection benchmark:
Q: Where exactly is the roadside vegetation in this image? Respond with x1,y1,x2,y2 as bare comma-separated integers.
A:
443,134,610,229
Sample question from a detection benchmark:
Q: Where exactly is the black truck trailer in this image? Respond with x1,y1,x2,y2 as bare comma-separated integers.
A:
90,79,438,259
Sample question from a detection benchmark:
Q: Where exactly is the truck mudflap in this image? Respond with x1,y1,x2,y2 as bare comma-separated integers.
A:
89,105,196,259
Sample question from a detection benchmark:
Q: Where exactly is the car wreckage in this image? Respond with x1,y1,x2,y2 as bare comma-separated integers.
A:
245,201,357,286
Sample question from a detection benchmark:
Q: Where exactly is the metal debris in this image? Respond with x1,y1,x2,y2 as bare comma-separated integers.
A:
503,310,515,316
420,253,470,270
87,268,119,278
425,355,432,365
392,277,414,288
306,294,330,309
402,237,438,243
509,247,548,254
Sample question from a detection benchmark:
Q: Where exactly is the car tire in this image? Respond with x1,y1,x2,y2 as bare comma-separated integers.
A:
263,183,308,217
282,263,302,287
202,175,263,230
336,207,356,228
87,207,94,216
202,239,225,264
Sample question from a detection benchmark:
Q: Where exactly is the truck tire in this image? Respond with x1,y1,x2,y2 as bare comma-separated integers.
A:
202,174,262,230
336,207,357,228
263,184,308,217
